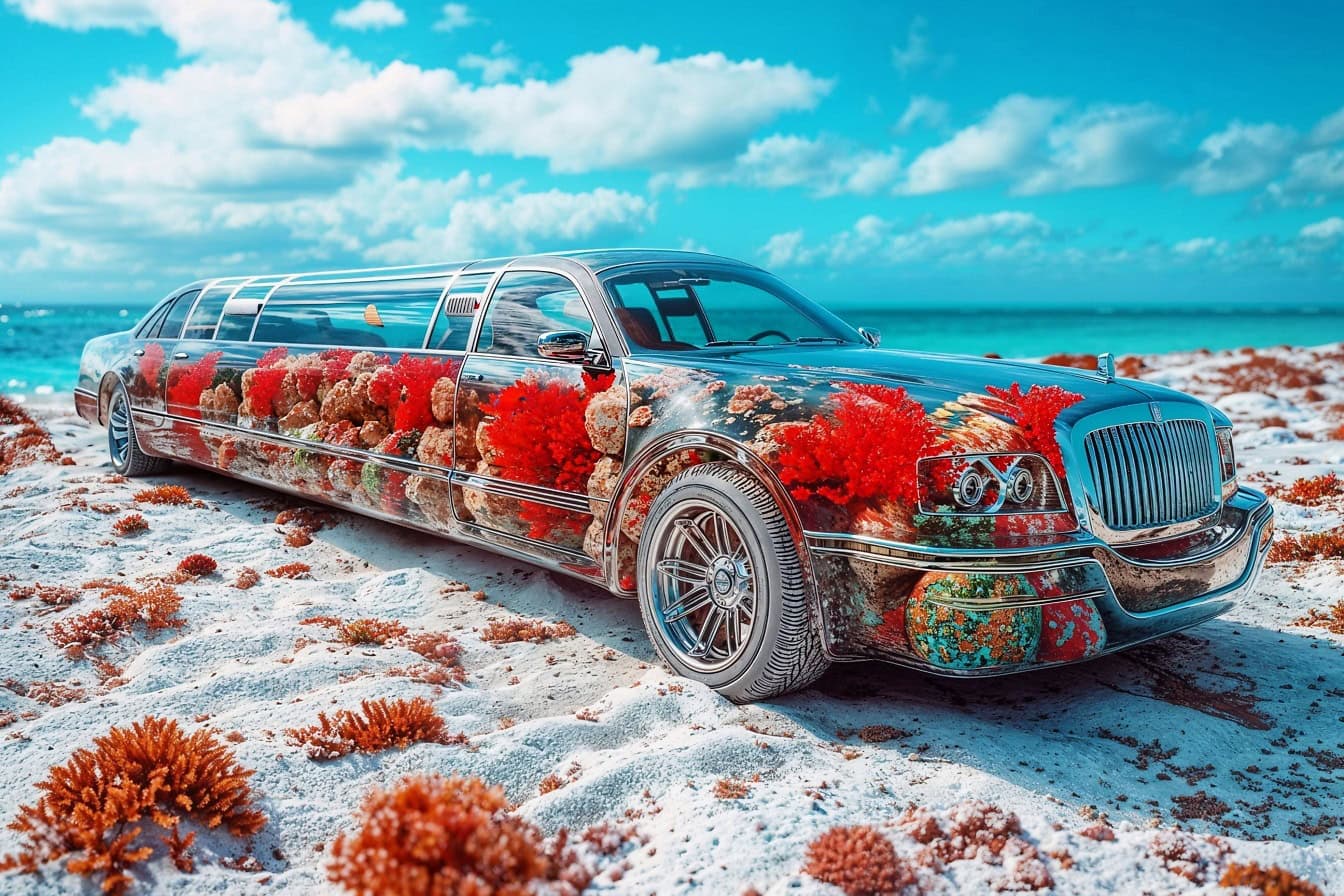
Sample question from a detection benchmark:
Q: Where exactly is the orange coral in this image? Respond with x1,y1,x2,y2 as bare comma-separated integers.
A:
327,774,588,895
112,512,149,536
283,526,313,547
302,615,408,645
1215,353,1325,393
713,778,750,799
1268,528,1344,563
275,506,332,531
48,583,185,658
803,825,915,896
480,618,578,644
774,383,945,509
134,484,193,505
234,567,260,590
1295,600,1344,635
1219,861,1322,895
0,716,265,895
7,582,79,606
286,697,462,760
176,553,217,577
265,562,311,579
0,421,62,475
1276,473,1343,506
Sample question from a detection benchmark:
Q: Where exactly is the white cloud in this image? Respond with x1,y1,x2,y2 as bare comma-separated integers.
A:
366,187,654,263
1180,121,1296,194
1016,103,1181,195
902,95,1065,194
653,134,900,196
1299,216,1344,244
1269,147,1344,204
432,2,476,31
332,0,406,31
458,41,519,84
891,16,950,76
1310,105,1344,146
4,0,158,30
1172,236,1224,256
760,211,1050,267
895,95,949,134
264,46,832,173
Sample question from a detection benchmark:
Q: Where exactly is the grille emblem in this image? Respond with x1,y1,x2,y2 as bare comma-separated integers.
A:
1149,403,1163,423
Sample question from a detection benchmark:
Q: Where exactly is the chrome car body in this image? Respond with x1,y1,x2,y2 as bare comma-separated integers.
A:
75,249,1273,680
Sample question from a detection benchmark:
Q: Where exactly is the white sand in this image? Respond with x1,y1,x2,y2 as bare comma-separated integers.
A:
2,343,1342,894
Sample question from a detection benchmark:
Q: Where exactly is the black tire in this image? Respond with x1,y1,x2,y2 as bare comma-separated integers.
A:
636,462,830,702
106,383,169,477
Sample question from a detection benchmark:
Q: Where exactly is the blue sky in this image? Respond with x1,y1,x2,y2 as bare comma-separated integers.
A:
0,0,1341,308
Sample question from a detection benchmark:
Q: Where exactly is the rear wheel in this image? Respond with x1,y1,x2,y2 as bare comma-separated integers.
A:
636,462,829,702
107,384,168,477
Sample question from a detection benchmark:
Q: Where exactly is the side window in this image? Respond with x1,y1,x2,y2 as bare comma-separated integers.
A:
428,272,492,351
135,301,172,339
476,271,593,358
158,290,201,341
252,278,445,348
180,285,236,340
216,283,275,342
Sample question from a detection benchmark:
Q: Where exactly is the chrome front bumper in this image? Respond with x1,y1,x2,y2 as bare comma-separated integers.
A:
804,486,1274,674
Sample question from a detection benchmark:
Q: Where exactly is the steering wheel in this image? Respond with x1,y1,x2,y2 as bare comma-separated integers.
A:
747,329,791,343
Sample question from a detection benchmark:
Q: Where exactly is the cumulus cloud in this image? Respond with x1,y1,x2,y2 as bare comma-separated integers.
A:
432,2,476,31
332,0,406,31
1016,103,1183,194
1180,122,1296,194
760,211,1051,267
1300,216,1344,242
4,0,158,31
1171,236,1225,256
891,16,950,76
895,95,949,134
1310,105,1344,146
457,41,520,84
1263,147,1344,206
653,134,900,196
902,95,1065,194
264,46,832,173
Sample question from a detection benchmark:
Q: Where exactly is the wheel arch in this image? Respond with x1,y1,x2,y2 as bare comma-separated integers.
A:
605,430,829,618
97,371,125,426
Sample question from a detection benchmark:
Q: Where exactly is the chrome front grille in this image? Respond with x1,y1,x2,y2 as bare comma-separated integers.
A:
1082,419,1217,530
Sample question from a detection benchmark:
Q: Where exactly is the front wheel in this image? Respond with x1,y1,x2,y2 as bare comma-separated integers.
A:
636,462,830,702
107,383,168,477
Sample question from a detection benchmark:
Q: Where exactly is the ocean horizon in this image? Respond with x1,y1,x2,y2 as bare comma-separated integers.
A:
2,300,1342,397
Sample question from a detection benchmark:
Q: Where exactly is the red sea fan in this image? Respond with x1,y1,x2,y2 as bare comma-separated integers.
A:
983,383,1082,479
480,374,605,539
165,351,223,410
775,383,945,509
392,355,460,432
138,343,165,388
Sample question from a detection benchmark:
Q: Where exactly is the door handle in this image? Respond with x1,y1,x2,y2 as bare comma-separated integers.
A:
463,373,484,382
132,349,145,357
173,351,190,360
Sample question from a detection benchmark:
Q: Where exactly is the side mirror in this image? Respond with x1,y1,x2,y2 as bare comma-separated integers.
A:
858,326,881,347
536,330,589,361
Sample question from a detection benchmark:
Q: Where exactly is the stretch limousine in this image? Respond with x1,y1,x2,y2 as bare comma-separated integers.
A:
76,250,1274,701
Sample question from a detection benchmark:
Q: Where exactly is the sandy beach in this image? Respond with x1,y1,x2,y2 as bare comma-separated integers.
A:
1,343,1342,894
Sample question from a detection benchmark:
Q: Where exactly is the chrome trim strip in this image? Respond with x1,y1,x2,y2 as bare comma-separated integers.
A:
454,472,597,516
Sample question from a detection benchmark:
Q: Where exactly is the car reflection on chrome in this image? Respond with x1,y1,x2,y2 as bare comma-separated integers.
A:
75,249,1273,702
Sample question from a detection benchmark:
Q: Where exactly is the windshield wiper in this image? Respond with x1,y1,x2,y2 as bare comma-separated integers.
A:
704,339,760,347
787,336,848,344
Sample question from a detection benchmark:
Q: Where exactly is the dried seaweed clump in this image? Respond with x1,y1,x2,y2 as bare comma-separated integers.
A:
1219,861,1322,896
0,402,64,474
176,553,217,577
7,582,79,606
112,512,149,536
1268,528,1344,563
1214,353,1325,393
481,617,578,644
133,484,193,505
1295,600,1344,635
265,562,311,579
803,825,916,896
0,716,265,895
302,615,409,646
1276,473,1343,506
234,567,260,590
286,697,463,760
48,583,185,658
327,773,589,895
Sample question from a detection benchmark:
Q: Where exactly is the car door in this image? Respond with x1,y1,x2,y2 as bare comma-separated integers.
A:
452,269,623,566
128,287,200,453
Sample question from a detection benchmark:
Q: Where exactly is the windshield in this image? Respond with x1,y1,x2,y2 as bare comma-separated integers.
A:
601,266,861,351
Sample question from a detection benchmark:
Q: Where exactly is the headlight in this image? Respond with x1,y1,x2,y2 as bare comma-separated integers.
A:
918,454,1068,515
1214,426,1236,483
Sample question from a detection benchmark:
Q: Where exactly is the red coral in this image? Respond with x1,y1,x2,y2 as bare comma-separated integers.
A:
112,513,149,536
1219,861,1322,895
165,351,222,411
176,553,217,577
983,383,1083,479
293,365,323,401
257,346,288,368
480,374,606,538
392,355,460,432
803,825,915,896
320,348,356,385
245,366,287,418
1277,473,1342,506
775,383,945,509
285,697,461,760
138,343,165,388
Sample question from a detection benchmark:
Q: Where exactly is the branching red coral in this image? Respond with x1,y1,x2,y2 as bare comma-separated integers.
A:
775,383,945,508
1295,600,1344,635
166,351,222,410
302,615,408,645
285,697,463,760
112,512,149,536
1276,473,1343,506
134,484,193,505
326,773,589,895
176,553,217,577
803,825,915,896
7,582,79,606
266,562,311,579
1268,528,1344,563
480,617,578,644
0,716,265,895
390,355,460,432
48,583,185,658
0,421,62,475
984,383,1083,479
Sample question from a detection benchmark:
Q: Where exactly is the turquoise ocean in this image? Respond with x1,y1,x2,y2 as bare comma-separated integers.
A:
2,301,1342,398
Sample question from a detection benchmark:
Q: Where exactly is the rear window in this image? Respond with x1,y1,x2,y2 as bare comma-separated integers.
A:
181,284,237,340
252,277,446,349
153,290,201,341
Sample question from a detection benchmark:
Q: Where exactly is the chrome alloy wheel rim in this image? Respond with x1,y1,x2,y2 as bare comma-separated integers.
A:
108,393,131,468
648,501,757,673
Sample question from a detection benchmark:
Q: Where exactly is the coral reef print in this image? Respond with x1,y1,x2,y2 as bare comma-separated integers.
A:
905,573,1042,669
